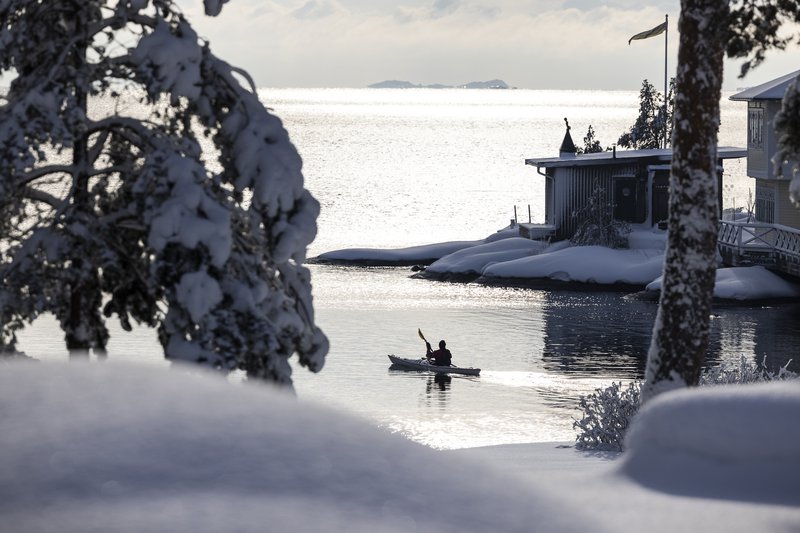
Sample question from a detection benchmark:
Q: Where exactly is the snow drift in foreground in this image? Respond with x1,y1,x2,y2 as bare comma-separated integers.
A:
646,265,800,300
622,381,800,505
2,362,799,532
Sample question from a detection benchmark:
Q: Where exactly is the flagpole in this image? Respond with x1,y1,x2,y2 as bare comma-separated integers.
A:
664,14,668,149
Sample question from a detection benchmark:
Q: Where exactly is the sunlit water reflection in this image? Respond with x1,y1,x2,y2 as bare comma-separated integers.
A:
12,88,798,449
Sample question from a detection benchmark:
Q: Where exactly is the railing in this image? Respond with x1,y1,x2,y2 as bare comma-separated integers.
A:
718,220,800,275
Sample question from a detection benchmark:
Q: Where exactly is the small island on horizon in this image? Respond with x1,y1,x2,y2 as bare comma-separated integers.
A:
368,79,512,89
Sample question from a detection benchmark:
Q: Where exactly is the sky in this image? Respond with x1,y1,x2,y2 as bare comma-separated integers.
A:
183,0,800,91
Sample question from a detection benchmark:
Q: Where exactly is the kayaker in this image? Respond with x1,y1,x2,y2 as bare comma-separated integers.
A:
425,340,452,366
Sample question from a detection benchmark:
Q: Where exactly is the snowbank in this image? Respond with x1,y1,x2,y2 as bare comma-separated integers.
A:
0,361,582,533
622,381,800,505
311,227,517,266
645,266,800,301
479,246,665,287
423,237,548,279
3,361,798,532
313,240,482,266
627,226,667,250
314,226,800,300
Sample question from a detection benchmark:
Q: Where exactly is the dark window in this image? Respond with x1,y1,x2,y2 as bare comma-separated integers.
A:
748,107,764,149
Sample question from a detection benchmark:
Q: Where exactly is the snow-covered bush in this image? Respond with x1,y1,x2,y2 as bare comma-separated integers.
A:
574,356,797,451
573,381,641,452
570,182,630,249
700,355,797,385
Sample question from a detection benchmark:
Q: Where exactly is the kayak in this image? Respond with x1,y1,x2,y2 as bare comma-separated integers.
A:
387,354,481,376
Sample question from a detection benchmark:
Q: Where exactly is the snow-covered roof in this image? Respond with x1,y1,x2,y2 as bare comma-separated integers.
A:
525,146,746,169
729,70,800,101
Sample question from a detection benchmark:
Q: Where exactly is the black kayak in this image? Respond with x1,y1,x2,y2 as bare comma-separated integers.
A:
387,354,481,376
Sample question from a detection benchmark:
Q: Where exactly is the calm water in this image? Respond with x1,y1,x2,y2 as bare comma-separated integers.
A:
16,89,799,449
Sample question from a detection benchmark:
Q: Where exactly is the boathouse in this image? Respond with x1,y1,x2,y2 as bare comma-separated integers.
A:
719,71,800,277
522,120,745,241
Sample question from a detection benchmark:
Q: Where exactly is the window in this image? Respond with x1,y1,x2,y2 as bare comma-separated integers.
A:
748,107,764,149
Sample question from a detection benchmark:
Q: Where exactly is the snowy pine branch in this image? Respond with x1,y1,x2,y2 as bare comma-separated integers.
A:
0,0,327,384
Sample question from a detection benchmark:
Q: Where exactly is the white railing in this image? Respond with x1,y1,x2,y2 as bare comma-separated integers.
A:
718,220,800,264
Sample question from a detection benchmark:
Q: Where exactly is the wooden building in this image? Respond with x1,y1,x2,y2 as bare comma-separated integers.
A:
522,121,745,241
718,71,800,278
729,70,800,229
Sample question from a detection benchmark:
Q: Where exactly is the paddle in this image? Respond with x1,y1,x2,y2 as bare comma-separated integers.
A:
418,328,431,361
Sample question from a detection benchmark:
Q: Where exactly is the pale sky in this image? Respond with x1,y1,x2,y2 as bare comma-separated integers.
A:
183,0,799,90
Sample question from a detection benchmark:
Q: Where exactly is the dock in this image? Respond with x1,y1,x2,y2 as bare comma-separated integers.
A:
718,220,800,278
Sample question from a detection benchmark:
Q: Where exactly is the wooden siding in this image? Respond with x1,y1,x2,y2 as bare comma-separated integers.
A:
551,163,646,240
776,180,800,230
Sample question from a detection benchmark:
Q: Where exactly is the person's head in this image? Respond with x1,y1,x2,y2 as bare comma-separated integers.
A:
438,340,446,349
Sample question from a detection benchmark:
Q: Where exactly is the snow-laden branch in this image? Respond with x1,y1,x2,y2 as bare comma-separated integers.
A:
0,0,327,384
23,188,63,209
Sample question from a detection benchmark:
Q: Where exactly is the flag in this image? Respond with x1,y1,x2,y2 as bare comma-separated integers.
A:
628,21,667,45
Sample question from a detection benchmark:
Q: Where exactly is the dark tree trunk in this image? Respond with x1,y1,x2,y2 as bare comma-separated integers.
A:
66,6,92,357
642,0,729,403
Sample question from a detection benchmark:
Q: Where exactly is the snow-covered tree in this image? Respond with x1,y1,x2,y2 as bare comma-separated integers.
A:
576,124,604,154
641,0,729,403
617,79,675,150
643,0,800,403
570,181,630,249
0,1,328,385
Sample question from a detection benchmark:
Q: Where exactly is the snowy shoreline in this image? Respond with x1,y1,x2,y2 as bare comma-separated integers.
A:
312,228,800,302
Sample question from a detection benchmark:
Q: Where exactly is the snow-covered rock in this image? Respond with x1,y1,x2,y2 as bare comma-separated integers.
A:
479,246,665,287
313,240,482,266
646,266,800,301
424,237,548,278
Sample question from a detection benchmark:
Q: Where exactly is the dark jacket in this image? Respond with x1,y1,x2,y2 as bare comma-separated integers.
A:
428,348,452,366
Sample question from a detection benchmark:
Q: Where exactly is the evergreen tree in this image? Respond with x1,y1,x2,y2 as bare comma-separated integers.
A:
577,125,605,154
617,78,675,150
570,181,630,249
0,1,328,385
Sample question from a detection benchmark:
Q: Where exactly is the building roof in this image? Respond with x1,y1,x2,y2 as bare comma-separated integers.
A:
525,146,746,169
729,70,800,101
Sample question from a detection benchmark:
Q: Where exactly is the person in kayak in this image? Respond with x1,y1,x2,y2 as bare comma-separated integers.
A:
425,340,452,366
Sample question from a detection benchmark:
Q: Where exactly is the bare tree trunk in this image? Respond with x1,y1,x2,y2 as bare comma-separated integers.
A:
641,0,728,404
